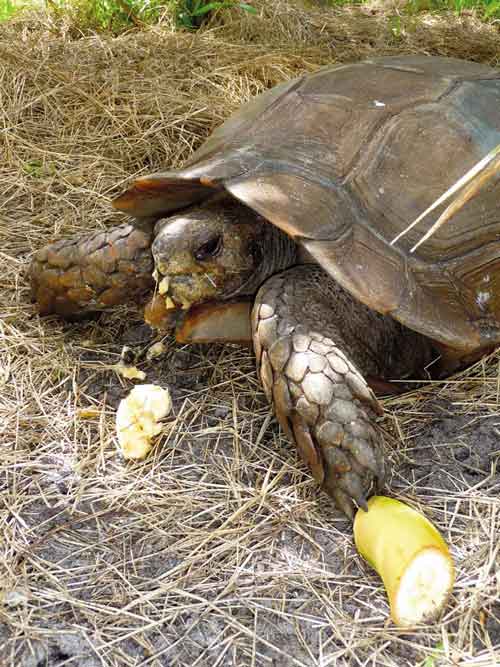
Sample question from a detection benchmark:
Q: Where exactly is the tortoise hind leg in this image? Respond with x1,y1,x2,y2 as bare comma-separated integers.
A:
252,265,435,518
30,223,154,317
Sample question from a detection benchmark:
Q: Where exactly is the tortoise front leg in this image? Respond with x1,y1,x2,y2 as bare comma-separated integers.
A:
252,265,433,518
30,223,154,317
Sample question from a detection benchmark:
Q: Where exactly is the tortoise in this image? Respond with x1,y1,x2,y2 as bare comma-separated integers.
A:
30,55,500,518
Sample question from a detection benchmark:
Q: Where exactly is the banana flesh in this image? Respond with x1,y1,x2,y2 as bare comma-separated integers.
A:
116,384,172,459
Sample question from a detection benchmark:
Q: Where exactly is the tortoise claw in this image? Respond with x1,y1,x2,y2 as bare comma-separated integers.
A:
336,472,369,512
329,488,356,521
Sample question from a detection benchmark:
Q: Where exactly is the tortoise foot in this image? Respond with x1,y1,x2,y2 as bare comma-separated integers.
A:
252,267,386,519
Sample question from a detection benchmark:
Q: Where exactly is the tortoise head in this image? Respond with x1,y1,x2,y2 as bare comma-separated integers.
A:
151,197,297,313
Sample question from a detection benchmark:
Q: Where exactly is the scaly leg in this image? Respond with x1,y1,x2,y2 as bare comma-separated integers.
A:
30,223,154,316
252,265,435,518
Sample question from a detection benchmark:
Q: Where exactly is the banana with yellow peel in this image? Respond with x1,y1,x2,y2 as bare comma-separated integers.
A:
353,496,455,627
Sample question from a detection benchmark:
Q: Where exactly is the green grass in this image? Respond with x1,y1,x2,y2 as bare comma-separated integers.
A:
0,0,257,30
0,0,498,29
175,1,256,30
406,0,500,19
49,0,168,32
322,0,500,19
0,0,30,20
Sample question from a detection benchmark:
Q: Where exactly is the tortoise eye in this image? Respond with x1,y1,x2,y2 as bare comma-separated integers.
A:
194,236,223,261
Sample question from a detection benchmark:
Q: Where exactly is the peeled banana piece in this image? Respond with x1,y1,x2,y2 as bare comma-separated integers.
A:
116,384,172,459
354,496,455,627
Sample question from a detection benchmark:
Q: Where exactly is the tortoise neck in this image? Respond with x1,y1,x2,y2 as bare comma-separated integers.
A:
235,220,298,298
268,220,299,274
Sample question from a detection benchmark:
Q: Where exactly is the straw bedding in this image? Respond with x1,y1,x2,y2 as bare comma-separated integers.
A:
0,2,499,665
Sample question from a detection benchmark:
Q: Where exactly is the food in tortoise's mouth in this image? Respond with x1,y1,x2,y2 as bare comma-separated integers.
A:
157,274,183,310
153,268,221,312
145,268,220,332
144,288,182,332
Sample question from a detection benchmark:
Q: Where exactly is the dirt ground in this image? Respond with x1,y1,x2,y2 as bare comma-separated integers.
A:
1,2,499,666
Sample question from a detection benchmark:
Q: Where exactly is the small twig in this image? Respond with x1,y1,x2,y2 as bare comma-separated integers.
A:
391,143,500,250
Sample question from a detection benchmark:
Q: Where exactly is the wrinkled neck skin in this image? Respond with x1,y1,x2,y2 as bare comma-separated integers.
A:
231,215,298,299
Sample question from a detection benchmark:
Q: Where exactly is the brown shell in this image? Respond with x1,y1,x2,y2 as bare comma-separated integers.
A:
114,56,500,353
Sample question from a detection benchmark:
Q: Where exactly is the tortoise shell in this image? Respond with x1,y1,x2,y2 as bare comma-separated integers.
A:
114,55,500,354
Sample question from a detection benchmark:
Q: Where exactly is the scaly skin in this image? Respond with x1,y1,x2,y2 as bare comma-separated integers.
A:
30,223,154,316
252,265,435,518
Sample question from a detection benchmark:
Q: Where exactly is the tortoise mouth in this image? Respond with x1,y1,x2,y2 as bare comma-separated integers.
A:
152,249,262,315
153,267,225,312
154,271,193,312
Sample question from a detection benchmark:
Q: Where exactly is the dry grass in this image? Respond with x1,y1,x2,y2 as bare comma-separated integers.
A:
1,1,499,665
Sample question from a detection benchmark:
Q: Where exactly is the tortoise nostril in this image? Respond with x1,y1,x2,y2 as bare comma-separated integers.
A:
194,236,223,261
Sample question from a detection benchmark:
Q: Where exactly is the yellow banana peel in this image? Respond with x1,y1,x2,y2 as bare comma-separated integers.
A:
354,496,455,627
